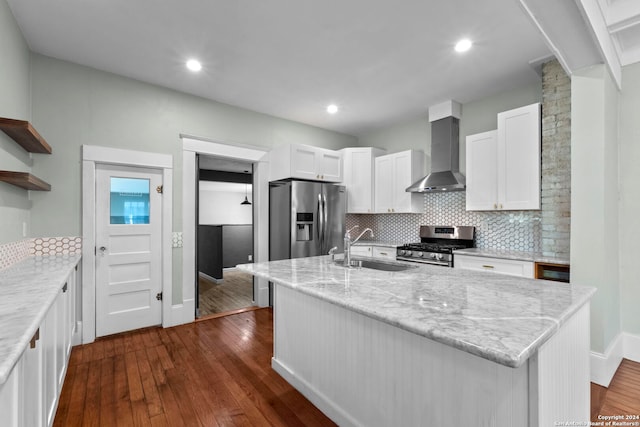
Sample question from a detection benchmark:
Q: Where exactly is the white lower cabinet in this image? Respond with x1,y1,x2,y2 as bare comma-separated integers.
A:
350,245,372,257
455,255,534,278
372,246,395,260
0,264,80,427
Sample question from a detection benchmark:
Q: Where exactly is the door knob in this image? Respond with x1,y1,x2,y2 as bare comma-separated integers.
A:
99,246,107,252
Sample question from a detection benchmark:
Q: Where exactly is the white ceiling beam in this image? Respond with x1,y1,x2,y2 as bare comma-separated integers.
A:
574,0,622,89
517,0,608,80
606,0,640,33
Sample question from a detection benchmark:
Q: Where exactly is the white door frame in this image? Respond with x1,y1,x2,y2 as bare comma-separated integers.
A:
181,134,269,322
82,145,173,344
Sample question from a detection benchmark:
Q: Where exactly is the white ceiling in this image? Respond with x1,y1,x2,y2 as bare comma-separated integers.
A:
6,0,631,136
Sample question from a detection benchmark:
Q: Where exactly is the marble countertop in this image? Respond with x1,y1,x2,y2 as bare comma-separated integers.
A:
238,256,594,368
0,254,81,384
453,248,570,265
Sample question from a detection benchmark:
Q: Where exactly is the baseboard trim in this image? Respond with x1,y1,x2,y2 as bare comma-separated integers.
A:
590,332,640,386
198,271,223,284
271,357,358,427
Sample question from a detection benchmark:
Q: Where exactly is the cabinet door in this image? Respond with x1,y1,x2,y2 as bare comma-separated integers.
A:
319,150,342,182
392,151,415,213
372,246,395,260
350,246,372,257
0,358,20,427
21,329,43,427
42,292,58,427
498,103,541,210
374,155,394,212
466,131,498,211
290,145,319,180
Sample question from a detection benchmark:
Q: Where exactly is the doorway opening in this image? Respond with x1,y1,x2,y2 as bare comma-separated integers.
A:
196,155,256,318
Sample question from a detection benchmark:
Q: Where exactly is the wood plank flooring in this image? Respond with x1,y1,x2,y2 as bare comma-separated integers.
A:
591,358,640,422
54,308,336,427
198,269,255,317
55,307,640,426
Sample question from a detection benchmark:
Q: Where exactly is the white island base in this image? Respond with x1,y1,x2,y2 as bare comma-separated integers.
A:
273,285,590,427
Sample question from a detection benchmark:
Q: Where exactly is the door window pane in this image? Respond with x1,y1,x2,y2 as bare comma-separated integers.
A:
110,177,150,224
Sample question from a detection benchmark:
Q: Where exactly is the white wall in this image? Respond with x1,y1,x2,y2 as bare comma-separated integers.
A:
26,54,355,303
571,64,620,354
0,0,32,244
199,182,252,225
357,82,542,174
619,62,640,336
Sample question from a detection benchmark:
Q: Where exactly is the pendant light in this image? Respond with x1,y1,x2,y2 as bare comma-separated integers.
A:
241,183,251,205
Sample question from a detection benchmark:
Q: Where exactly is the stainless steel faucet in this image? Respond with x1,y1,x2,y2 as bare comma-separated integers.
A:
344,226,374,267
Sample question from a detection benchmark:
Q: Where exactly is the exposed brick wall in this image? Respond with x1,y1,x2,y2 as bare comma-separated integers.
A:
541,60,571,258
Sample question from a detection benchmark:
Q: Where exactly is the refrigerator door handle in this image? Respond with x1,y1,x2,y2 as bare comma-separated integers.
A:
322,192,328,253
317,193,323,249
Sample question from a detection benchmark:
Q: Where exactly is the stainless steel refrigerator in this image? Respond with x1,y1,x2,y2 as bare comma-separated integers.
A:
269,180,346,261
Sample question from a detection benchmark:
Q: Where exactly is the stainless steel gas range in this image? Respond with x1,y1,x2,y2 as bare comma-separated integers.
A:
396,225,475,267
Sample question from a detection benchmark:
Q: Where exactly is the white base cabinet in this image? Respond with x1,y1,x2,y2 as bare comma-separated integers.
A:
455,254,534,278
350,245,396,260
341,147,386,213
269,144,343,182
0,264,80,427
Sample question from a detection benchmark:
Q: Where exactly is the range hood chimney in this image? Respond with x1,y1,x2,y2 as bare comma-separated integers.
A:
406,100,465,193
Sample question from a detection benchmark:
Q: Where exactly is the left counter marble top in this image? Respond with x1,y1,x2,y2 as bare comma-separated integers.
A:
0,254,81,384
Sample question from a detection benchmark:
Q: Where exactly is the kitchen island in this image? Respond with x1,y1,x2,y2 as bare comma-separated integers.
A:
238,255,596,427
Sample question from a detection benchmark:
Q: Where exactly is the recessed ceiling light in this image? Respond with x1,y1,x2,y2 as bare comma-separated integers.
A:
454,39,472,53
327,104,339,114
186,59,202,72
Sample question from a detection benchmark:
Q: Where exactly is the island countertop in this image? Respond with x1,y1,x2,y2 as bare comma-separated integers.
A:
0,254,81,384
238,256,595,368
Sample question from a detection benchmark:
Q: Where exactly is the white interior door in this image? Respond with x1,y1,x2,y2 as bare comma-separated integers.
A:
95,164,163,337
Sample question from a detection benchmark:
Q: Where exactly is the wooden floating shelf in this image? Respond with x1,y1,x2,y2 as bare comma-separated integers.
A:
0,171,51,191
0,117,52,154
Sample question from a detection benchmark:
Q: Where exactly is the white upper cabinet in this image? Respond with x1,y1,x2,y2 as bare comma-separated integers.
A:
466,130,498,211
341,147,386,213
269,144,343,182
374,150,425,213
466,103,541,211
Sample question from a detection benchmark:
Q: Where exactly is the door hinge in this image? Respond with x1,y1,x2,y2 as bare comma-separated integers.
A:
156,185,163,194
156,292,163,301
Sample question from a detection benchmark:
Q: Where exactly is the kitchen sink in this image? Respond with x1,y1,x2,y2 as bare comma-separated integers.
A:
336,259,418,272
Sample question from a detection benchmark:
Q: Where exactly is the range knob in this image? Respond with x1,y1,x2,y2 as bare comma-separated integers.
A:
405,250,412,256
430,253,437,260
436,254,444,261
416,252,423,258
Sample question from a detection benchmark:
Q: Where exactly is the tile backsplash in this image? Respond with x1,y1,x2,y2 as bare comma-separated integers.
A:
0,237,83,271
346,192,542,252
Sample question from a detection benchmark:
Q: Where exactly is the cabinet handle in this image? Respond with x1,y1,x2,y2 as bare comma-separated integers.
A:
499,204,503,209
30,328,40,349
493,203,497,209
482,265,495,269
379,252,388,256
63,282,68,293
321,175,324,179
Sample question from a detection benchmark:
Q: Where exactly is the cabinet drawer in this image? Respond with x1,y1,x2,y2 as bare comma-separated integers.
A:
454,255,534,278
372,246,395,260
350,246,372,257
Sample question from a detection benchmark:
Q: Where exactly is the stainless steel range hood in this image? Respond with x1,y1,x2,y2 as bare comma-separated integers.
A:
406,101,465,193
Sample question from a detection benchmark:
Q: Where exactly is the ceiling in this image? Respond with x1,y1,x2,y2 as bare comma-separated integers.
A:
6,0,636,136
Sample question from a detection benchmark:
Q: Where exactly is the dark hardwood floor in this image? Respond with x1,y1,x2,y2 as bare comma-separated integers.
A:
198,269,255,317
55,307,640,426
54,308,336,426
591,358,640,422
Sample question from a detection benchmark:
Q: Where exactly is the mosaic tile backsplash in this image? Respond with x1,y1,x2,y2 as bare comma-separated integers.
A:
346,192,542,252
0,237,83,271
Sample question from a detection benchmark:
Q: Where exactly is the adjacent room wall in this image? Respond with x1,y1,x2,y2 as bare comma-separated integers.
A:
0,0,32,244
199,184,253,225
